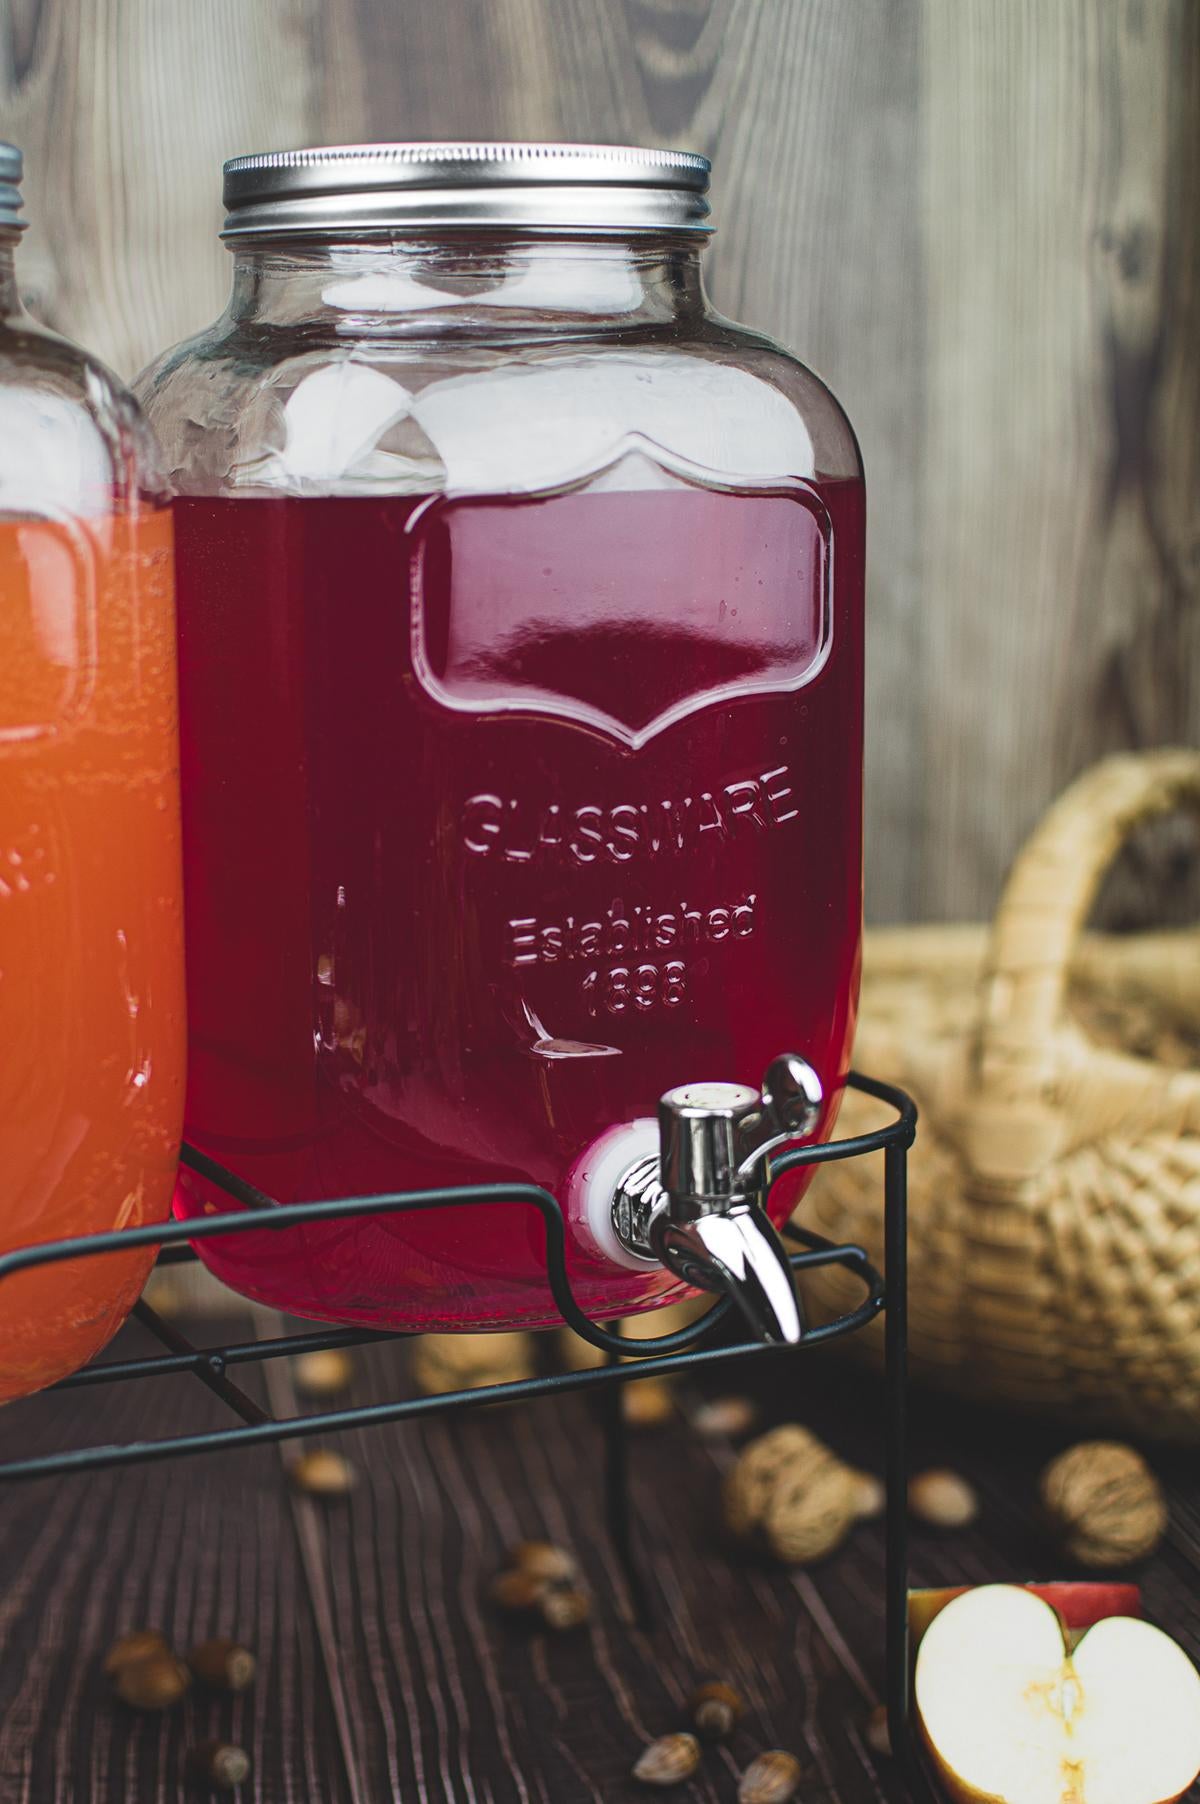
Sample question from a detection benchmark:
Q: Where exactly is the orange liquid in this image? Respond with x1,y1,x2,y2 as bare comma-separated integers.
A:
0,505,184,1400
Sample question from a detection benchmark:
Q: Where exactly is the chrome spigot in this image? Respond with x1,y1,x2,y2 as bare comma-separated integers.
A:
610,1054,823,1346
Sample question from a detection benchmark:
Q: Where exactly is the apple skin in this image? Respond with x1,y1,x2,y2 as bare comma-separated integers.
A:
908,1581,1142,1653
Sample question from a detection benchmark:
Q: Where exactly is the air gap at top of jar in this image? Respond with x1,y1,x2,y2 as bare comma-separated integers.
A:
136,142,864,1332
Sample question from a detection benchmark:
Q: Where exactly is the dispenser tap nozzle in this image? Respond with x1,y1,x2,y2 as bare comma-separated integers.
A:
609,1053,823,1345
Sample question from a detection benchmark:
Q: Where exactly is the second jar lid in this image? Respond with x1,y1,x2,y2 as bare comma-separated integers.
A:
0,142,25,231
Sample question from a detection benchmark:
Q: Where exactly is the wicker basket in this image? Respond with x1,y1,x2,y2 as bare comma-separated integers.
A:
799,750,1200,1441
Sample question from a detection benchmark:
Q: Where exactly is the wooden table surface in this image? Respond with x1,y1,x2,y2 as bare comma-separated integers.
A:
0,1310,1196,1804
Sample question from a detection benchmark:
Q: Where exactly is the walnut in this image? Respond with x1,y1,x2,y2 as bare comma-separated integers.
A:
723,1425,828,1540
411,1331,535,1395
761,1455,859,1563
1039,1441,1167,1568
723,1424,858,1563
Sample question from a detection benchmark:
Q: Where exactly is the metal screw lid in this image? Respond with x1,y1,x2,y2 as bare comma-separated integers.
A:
220,141,712,239
0,142,26,231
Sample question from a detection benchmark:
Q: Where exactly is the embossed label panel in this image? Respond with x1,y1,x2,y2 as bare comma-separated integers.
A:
409,454,831,748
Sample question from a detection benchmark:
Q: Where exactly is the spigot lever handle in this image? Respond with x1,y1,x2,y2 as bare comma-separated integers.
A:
739,1052,823,1179
656,1053,823,1213
761,1052,824,1137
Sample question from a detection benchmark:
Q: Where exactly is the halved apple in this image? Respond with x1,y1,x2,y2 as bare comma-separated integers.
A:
908,1582,1142,1653
915,1583,1200,1804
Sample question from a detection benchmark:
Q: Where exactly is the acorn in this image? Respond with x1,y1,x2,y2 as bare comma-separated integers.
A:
688,1678,745,1740
292,1347,355,1398
187,1741,251,1790
538,1586,590,1632
908,1468,979,1530
690,1395,759,1440
507,1540,578,1585
102,1628,171,1677
738,1749,803,1803
112,1654,191,1711
187,1636,257,1693
489,1568,551,1614
866,1703,891,1758
288,1448,357,1496
632,1732,701,1786
622,1379,674,1428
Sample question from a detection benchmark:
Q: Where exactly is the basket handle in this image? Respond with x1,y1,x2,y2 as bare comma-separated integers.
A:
975,748,1200,1098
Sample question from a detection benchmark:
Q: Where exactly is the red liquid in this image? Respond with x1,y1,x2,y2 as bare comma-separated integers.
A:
173,477,864,1328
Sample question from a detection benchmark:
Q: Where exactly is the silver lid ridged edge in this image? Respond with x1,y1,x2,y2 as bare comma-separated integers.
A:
0,141,26,231
221,141,712,238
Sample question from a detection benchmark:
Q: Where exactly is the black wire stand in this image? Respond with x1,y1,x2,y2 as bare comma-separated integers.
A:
0,1070,930,1800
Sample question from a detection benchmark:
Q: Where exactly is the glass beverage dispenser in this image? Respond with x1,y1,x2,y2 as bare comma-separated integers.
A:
137,143,864,1336
0,144,185,1398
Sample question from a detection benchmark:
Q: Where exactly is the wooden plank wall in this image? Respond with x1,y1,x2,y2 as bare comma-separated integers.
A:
2,0,1197,926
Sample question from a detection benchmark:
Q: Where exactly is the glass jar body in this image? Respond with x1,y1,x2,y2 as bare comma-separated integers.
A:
0,242,184,1396
137,235,863,1330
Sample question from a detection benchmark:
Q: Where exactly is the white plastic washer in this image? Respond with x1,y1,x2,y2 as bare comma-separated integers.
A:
565,1117,661,1270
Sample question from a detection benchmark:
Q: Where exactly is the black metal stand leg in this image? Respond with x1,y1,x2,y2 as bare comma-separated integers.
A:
884,1140,935,1801
600,1339,653,1631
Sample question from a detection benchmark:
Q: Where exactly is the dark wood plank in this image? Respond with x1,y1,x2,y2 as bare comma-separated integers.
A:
0,1324,353,1804
0,1309,1196,1802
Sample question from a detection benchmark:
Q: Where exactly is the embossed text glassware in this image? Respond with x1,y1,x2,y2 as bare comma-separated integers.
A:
0,143,185,1395
135,143,864,1330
